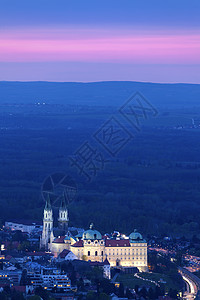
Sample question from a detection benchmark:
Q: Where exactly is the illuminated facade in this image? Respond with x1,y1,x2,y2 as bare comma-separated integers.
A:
40,196,68,250
41,201,148,272
71,224,148,272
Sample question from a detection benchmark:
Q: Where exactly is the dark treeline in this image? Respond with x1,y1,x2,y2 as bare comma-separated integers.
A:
0,106,200,237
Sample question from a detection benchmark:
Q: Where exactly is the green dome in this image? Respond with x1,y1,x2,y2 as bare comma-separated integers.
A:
129,229,143,242
83,224,102,240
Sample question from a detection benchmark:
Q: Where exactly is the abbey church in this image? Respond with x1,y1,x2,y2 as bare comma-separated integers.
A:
40,197,148,272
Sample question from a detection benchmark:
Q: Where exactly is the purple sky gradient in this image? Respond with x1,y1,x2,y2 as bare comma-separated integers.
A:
0,0,200,83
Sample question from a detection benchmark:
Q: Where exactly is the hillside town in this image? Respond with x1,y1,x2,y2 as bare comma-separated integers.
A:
0,199,199,299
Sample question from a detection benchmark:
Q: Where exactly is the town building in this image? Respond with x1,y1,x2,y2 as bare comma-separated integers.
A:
40,198,148,272
5,221,42,234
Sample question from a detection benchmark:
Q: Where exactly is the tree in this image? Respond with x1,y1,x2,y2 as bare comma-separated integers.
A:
0,291,8,300
148,287,155,299
77,278,84,291
12,231,26,242
99,293,109,300
10,291,25,300
125,287,133,299
168,288,178,299
154,286,164,298
69,269,77,285
139,287,147,298
99,278,114,295
86,291,97,300
82,255,87,261
135,284,139,294
20,269,30,286
29,296,41,300
35,286,49,300
118,283,124,298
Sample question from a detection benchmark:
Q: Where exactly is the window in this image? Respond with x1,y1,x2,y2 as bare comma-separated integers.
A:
94,234,97,239
95,251,98,256
88,251,90,256
101,251,103,256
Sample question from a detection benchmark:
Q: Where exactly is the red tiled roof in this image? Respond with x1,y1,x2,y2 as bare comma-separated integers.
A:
71,240,83,247
58,249,71,258
52,236,66,244
105,239,130,247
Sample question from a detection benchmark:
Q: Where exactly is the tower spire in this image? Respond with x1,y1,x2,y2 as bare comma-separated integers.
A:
41,193,53,250
60,192,67,210
58,193,69,231
45,193,52,211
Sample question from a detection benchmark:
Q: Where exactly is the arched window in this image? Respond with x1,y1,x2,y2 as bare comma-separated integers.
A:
94,234,97,239
101,251,103,256
88,251,90,256
95,251,98,256
61,213,62,218
46,213,47,218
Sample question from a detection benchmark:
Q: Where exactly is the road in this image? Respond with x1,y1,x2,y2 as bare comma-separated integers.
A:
179,267,200,299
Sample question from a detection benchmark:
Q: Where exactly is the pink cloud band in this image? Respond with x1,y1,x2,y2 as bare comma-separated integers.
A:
0,28,199,64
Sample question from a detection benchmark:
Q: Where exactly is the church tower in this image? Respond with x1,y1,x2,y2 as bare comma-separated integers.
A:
41,194,53,250
58,194,69,231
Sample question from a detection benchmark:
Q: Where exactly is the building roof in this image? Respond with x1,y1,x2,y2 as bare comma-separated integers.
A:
103,258,110,265
59,194,67,211
58,249,71,259
45,194,52,211
64,235,71,241
52,236,66,244
71,240,84,247
129,229,146,243
105,239,130,247
82,224,102,240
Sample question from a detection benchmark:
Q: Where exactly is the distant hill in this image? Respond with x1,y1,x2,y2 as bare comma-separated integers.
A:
0,81,200,108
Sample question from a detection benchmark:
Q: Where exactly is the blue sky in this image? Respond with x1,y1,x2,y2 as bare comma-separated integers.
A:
1,0,200,28
0,0,200,83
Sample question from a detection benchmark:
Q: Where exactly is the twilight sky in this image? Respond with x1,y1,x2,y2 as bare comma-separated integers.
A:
0,0,200,83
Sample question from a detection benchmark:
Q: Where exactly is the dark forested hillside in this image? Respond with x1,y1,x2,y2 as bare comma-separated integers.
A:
0,93,200,238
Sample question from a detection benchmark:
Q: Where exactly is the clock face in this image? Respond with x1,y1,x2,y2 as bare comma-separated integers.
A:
41,172,77,208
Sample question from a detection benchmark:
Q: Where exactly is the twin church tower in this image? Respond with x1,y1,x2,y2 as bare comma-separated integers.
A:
40,195,69,249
